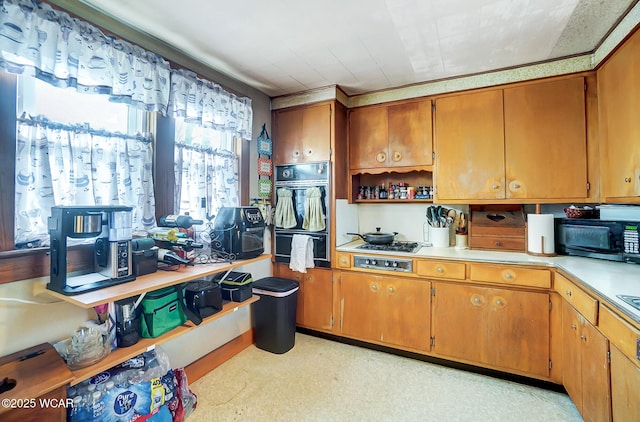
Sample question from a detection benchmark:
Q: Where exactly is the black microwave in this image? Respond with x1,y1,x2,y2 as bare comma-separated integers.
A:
555,218,640,264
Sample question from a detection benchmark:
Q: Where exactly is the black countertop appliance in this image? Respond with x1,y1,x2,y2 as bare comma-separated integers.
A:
211,207,265,260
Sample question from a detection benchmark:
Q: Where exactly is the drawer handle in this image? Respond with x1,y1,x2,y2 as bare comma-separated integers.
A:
307,276,313,281
625,177,632,183
371,284,378,292
376,152,386,163
491,184,499,190
580,335,587,341
496,300,503,306
495,241,502,246
512,183,521,189
473,297,481,304
437,267,444,273
504,273,513,279
565,290,572,297
388,287,394,293
392,151,402,162
570,324,577,330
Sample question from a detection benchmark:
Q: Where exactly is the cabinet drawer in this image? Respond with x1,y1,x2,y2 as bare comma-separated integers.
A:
336,253,351,268
599,304,640,368
469,264,551,288
554,273,598,324
416,260,465,280
469,236,525,252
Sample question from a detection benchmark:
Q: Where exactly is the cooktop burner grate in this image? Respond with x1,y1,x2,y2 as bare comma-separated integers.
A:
356,241,421,253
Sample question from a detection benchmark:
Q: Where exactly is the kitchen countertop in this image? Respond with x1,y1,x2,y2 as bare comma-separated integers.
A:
337,240,640,325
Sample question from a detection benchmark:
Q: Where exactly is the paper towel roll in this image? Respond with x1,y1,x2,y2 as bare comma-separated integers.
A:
527,214,555,255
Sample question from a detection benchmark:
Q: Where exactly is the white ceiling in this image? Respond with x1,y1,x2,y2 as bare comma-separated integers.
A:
78,0,636,98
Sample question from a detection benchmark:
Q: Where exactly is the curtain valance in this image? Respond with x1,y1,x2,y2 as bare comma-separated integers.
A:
0,0,253,138
169,69,253,139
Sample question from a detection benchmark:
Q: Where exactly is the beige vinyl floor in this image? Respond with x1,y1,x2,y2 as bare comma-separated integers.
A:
188,332,583,422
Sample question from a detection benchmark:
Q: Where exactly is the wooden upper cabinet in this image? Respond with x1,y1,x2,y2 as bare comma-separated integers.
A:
504,76,588,199
598,28,640,200
349,98,432,170
273,103,331,164
434,89,505,200
435,76,588,202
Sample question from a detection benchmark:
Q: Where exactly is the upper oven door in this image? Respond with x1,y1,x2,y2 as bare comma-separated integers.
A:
274,186,328,231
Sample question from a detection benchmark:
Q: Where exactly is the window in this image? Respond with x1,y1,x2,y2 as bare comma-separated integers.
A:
173,118,240,226
14,76,153,248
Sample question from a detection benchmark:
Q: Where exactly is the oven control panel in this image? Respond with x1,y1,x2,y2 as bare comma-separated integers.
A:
353,255,413,273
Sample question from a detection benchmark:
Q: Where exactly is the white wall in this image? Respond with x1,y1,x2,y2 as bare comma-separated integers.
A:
356,203,469,243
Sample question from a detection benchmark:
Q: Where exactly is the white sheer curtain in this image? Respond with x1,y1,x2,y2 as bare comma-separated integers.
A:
174,121,239,222
15,116,156,247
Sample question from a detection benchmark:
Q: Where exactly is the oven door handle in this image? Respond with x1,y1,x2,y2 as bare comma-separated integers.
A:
276,232,323,241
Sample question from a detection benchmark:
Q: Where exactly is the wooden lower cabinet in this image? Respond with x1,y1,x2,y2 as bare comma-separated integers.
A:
339,271,431,352
562,301,612,422
274,264,334,332
432,282,550,377
610,344,640,421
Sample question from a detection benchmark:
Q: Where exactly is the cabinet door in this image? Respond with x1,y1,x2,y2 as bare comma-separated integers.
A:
487,288,550,377
381,276,431,351
504,77,587,199
340,272,382,342
387,100,432,167
349,106,388,169
432,283,488,362
434,89,505,200
562,302,612,422
580,316,612,422
610,344,640,421
300,269,333,331
301,103,331,162
598,30,640,199
562,302,583,412
273,108,302,164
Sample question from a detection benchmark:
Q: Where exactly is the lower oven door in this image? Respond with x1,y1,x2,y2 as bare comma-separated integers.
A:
274,231,330,268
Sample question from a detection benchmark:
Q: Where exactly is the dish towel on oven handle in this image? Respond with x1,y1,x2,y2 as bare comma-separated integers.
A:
290,234,315,273
275,188,297,228
302,187,325,231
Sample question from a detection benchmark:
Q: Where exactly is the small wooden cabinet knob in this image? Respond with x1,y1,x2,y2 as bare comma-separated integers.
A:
491,184,499,190
375,152,386,163
437,267,444,273
392,151,402,162
388,286,394,293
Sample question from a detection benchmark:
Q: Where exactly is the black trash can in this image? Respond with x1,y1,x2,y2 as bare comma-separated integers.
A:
251,277,299,354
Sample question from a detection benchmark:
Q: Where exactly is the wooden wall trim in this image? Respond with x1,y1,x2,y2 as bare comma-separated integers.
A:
183,329,254,383
0,72,16,252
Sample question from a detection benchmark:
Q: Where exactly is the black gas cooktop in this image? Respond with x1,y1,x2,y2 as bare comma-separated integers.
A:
356,241,421,253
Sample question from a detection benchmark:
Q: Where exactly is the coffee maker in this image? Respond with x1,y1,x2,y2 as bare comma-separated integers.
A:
48,206,136,295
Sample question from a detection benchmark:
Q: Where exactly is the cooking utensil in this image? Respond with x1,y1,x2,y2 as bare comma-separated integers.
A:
347,227,398,244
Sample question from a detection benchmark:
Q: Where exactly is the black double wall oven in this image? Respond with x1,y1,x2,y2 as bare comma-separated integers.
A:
274,162,330,268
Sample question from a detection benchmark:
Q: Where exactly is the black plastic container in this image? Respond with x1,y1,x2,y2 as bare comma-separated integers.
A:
251,277,299,354
115,296,140,347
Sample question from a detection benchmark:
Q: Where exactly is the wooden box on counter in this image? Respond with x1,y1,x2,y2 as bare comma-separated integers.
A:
469,205,526,252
